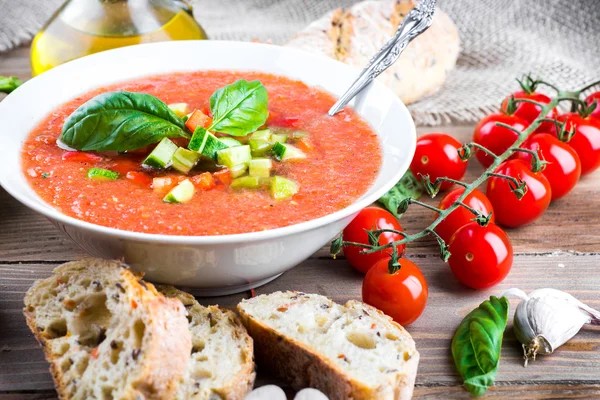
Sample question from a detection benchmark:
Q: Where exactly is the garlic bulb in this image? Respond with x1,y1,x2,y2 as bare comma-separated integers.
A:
504,288,600,365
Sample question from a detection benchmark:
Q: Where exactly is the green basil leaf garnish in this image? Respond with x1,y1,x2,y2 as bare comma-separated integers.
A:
377,170,424,218
452,296,509,397
208,80,268,136
0,76,23,94
59,91,189,152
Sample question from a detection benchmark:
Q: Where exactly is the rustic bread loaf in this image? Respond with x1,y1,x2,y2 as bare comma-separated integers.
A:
237,291,419,400
157,286,255,400
286,0,460,105
23,259,191,400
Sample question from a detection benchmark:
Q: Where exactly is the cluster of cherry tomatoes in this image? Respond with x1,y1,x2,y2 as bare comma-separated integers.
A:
343,82,600,327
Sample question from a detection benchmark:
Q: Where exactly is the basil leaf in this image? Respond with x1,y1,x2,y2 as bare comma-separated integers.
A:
209,80,268,136
377,170,424,218
452,296,509,398
60,91,189,152
0,76,23,94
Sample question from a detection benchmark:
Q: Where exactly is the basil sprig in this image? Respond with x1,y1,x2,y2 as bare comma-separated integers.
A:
452,296,509,397
377,170,424,218
0,76,23,94
60,91,189,151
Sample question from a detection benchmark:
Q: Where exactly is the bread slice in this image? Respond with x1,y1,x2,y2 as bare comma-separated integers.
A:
237,291,419,400
156,286,255,400
23,259,191,400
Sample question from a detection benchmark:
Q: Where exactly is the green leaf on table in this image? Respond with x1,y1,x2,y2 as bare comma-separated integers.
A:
209,79,269,136
0,76,23,94
377,170,424,218
451,296,509,397
59,91,189,152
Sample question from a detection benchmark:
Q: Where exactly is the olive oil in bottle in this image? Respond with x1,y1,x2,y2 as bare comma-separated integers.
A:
31,0,207,76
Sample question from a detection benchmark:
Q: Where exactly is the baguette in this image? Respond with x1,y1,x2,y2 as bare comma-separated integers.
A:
157,286,255,400
23,259,191,400
237,291,419,400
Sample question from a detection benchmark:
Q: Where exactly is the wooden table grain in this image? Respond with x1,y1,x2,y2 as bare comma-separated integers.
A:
1,46,599,399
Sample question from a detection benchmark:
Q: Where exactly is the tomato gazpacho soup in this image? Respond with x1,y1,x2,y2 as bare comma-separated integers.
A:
22,71,382,235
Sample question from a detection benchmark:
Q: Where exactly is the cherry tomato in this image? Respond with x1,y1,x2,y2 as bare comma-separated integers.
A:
448,222,513,289
362,257,428,326
501,91,558,133
585,92,600,121
555,113,600,175
343,207,405,274
185,109,212,132
435,188,495,244
517,133,581,200
485,159,552,227
409,133,467,191
473,113,527,167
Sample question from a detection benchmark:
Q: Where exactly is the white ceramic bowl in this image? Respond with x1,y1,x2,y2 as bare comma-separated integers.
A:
0,41,416,295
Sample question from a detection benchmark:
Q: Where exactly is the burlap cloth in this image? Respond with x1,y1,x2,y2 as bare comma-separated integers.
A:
1,0,598,126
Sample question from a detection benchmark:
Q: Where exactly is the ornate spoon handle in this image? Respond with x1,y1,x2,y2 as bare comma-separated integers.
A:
328,0,438,116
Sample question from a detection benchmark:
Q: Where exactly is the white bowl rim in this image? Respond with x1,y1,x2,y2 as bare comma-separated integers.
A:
0,40,416,244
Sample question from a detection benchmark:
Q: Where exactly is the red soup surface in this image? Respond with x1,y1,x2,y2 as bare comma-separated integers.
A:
22,71,382,235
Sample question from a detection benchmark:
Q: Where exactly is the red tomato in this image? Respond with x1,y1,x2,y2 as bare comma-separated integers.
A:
501,91,558,133
125,171,152,188
267,110,300,128
409,133,467,191
61,151,103,163
343,207,405,274
435,188,495,243
185,109,212,132
555,113,600,175
517,133,581,200
110,158,142,175
585,92,600,121
213,169,231,185
473,113,528,167
485,159,552,227
362,257,428,326
448,222,513,289
191,172,216,190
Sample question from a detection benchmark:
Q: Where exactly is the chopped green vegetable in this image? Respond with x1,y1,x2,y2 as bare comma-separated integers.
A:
0,76,23,94
188,127,229,160
142,138,178,169
377,170,424,218
249,139,272,157
270,176,299,200
272,142,306,161
87,168,119,181
41,172,50,178
452,296,509,397
270,133,287,144
171,147,201,174
163,179,195,203
230,164,248,178
217,145,252,169
231,176,271,190
168,103,190,117
219,137,243,147
249,158,272,177
250,129,272,141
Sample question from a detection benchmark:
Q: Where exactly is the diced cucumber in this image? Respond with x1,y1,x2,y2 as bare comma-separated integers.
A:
163,179,195,204
271,142,306,161
289,130,308,139
142,138,178,169
270,133,287,144
249,139,272,157
188,127,229,160
231,176,271,190
219,137,243,148
87,168,119,181
270,176,299,200
250,129,271,141
168,103,190,117
249,158,273,177
230,163,248,178
217,145,252,169
171,148,201,174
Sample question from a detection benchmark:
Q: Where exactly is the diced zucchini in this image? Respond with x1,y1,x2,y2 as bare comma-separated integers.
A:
271,142,306,161
168,103,190,117
142,138,178,169
188,127,229,160
250,129,272,141
249,139,272,157
270,176,299,200
217,145,252,169
219,137,243,148
270,133,287,144
249,158,273,177
171,148,201,174
163,179,195,204
87,168,119,181
230,163,248,178
231,176,271,190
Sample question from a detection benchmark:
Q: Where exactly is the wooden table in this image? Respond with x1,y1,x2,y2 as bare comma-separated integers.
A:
1,46,600,399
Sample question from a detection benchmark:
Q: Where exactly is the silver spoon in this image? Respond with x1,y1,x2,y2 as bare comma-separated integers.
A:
328,0,438,116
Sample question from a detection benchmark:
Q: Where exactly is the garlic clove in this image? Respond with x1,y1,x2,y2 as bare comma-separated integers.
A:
244,385,287,400
294,388,329,400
